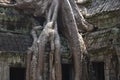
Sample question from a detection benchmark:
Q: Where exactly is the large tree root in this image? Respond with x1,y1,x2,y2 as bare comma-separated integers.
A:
26,26,39,80
26,0,62,80
69,0,94,32
61,0,90,80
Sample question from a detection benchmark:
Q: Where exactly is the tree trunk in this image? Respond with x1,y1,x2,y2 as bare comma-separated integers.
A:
61,0,90,80
61,0,83,80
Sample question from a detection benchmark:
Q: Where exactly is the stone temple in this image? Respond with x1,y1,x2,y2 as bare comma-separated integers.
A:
0,0,120,80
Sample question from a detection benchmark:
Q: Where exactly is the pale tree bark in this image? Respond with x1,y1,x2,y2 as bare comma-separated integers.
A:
61,0,90,80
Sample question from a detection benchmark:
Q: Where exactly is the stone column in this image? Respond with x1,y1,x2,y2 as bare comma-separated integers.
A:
104,55,111,80
115,47,120,80
0,61,9,80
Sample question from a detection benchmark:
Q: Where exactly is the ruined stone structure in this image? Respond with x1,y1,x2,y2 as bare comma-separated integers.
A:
0,0,120,80
80,0,120,80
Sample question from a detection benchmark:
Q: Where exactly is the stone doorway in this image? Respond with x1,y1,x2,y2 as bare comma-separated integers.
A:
62,64,72,80
92,62,105,80
10,67,26,80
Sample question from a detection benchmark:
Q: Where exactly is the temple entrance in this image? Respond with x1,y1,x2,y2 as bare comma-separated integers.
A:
92,62,105,80
62,64,72,80
10,67,26,80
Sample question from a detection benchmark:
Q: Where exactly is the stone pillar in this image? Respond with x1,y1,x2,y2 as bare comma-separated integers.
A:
118,55,120,80
0,61,9,80
104,55,111,80
115,47,120,80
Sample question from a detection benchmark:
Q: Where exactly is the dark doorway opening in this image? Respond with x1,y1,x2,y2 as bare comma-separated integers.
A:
92,62,105,80
10,67,26,80
62,64,72,80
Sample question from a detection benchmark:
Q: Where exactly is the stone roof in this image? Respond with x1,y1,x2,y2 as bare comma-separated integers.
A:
0,32,32,52
79,0,120,16
84,27,120,51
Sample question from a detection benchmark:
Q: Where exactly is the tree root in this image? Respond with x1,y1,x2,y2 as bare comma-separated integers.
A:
61,0,90,80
